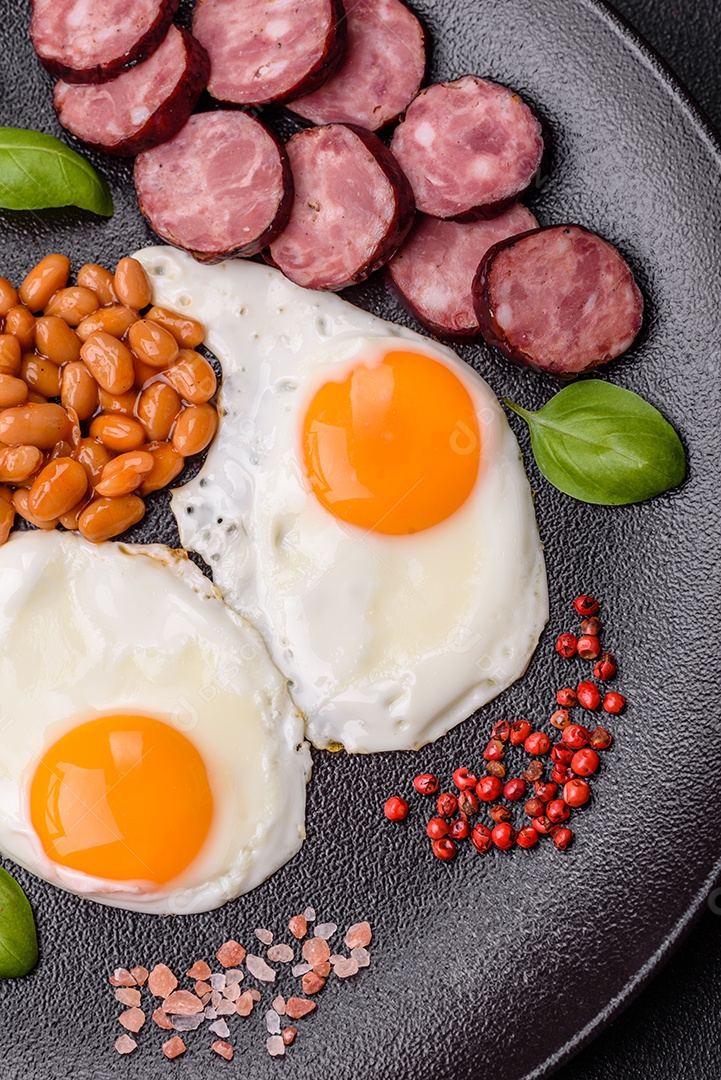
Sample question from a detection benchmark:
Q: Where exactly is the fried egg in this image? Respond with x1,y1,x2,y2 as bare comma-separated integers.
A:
0,530,309,914
136,246,548,753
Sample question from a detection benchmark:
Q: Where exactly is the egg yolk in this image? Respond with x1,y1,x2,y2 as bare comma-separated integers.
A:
302,350,481,534
30,714,213,887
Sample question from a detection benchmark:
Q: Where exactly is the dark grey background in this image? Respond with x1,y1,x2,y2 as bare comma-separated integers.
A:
555,3,721,1078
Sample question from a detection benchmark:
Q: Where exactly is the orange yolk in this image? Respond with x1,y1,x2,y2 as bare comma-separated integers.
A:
30,714,213,887
302,350,481,534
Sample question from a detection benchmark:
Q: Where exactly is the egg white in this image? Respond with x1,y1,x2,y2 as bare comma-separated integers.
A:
0,530,310,914
136,246,548,753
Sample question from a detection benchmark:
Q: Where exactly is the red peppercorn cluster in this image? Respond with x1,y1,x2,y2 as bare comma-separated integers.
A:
383,594,628,858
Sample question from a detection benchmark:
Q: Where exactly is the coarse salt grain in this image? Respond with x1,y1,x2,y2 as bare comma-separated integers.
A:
195,980,212,998
282,1026,297,1046
211,990,223,1009
351,947,371,968
304,907,316,922
344,922,372,950
109,968,136,987
236,991,255,1017
152,1008,174,1031
114,1035,137,1055
209,974,227,992
302,972,326,995
285,997,316,1020
115,987,141,1007
329,954,345,966
172,1014,205,1032
162,1036,186,1060
272,995,286,1016
292,963,311,977
267,1035,285,1057
204,1006,218,1021
313,961,331,978
225,969,244,985
216,1000,237,1016
249,989,262,1002
163,990,203,1015
222,983,240,1002
216,940,246,968
266,1009,281,1035
314,923,337,939
130,966,148,986
302,938,330,966
288,915,307,939
254,928,273,945
209,1018,230,1038
118,1007,145,1033
186,960,212,981
212,1040,234,1061
334,957,360,979
267,943,294,963
147,964,178,998
246,955,276,982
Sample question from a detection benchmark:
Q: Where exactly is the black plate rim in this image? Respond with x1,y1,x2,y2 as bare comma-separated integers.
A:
527,3,721,1075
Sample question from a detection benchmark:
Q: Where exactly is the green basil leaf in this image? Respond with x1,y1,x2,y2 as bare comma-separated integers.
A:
0,865,38,978
504,380,686,505
0,127,113,217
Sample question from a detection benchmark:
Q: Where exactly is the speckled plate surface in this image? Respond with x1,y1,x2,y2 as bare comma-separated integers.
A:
0,1,720,1078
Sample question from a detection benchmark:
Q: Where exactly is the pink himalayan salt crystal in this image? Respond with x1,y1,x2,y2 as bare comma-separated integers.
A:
267,1035,285,1057
314,923,337,939
147,964,178,998
216,1000,237,1016
304,907,316,921
222,983,241,1002
152,1008,174,1031
186,960,211,980
254,928,273,945
216,940,246,968
288,914,307,939
292,963,311,977
130,966,148,986
163,990,204,1015
212,1040,234,1061
210,1018,230,1038
334,957,360,979
209,973,226,991
118,1007,145,1033
246,954,276,982
267,943,294,963
302,938,330,966
109,968,136,987
162,1036,186,1060
171,1014,204,1032
344,922,372,950
351,947,371,968
285,997,316,1020
115,988,141,1007
114,1035,137,1055
272,995,286,1015
225,969,244,985
236,991,255,1017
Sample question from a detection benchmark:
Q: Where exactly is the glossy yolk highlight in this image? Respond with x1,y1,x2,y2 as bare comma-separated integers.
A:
302,350,481,534
30,714,213,886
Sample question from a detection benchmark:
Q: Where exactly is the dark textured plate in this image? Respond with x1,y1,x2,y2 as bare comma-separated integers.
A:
1,1,720,1078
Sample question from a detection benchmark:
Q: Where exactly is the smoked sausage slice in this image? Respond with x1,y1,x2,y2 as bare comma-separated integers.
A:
30,0,179,84
387,205,539,340
390,76,546,220
267,124,415,291
193,0,346,106
288,0,427,131
134,111,293,262
473,224,644,375
54,27,209,157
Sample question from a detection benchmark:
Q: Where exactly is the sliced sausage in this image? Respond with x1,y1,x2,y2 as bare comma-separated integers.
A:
30,0,179,84
390,75,546,220
267,124,415,291
134,111,293,262
193,0,345,106
287,0,427,131
473,224,644,375
387,205,539,340
53,27,209,158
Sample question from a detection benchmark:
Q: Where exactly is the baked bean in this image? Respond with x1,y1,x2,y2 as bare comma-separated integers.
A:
0,403,70,449
73,437,114,488
0,335,21,376
114,257,152,310
61,362,99,421
128,319,178,370
145,306,205,349
45,286,100,326
27,390,48,404
27,458,88,522
0,374,29,408
12,488,59,530
35,315,82,365
80,332,135,395
97,387,139,416
0,485,14,544
59,497,90,531
0,278,18,319
21,354,61,399
4,306,36,350
171,404,218,457
77,264,116,306
137,382,181,442
164,349,217,405
134,358,157,388
139,441,184,495
0,445,44,484
65,405,81,450
89,413,146,453
96,450,154,497
49,440,74,461
77,305,139,342
78,494,145,543
18,254,70,312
